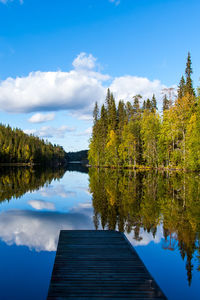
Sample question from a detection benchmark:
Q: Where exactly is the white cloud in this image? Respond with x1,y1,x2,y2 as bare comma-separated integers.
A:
24,125,75,138
0,67,107,114
28,112,55,123
72,52,96,70
0,52,170,117
110,75,166,108
28,200,55,211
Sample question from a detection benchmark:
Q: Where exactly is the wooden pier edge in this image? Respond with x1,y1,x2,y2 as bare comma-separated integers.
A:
47,230,167,299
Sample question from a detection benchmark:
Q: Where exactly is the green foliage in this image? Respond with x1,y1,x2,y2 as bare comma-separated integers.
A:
89,53,200,170
0,124,65,165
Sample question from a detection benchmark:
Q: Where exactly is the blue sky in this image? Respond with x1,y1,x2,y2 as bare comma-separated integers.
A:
0,0,199,151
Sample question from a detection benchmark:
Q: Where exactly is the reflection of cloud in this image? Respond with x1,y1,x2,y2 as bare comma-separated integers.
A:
75,186,91,195
28,200,55,211
0,205,93,251
40,184,76,198
125,225,163,246
72,202,93,217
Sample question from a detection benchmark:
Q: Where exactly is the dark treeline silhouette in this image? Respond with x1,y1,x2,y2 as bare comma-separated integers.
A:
66,163,89,173
89,167,200,286
89,53,200,170
0,124,66,165
66,150,88,163
0,166,66,203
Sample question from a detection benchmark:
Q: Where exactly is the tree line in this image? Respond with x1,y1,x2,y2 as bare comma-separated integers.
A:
89,53,200,170
0,124,66,165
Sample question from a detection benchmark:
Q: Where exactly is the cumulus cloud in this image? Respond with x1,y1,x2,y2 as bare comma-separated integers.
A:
72,52,96,70
110,76,166,106
28,200,55,211
0,52,169,117
0,55,108,114
28,112,55,123
24,125,75,138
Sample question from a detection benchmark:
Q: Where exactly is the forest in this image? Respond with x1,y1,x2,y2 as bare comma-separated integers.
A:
0,124,66,165
89,53,200,171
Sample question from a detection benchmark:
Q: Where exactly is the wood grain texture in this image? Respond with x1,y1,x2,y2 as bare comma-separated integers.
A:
47,230,167,299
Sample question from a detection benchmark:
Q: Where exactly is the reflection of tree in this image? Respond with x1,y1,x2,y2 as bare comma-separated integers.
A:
0,166,66,203
89,168,200,285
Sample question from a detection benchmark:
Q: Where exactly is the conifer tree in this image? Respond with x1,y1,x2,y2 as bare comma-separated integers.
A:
151,94,157,110
162,94,170,111
177,75,186,99
133,95,142,113
185,52,195,96
146,99,152,110
93,102,99,124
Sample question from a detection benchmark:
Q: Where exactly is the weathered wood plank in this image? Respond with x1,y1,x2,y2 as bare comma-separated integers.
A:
47,230,167,299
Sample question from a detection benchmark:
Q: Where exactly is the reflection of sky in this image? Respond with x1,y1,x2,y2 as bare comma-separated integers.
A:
0,171,91,212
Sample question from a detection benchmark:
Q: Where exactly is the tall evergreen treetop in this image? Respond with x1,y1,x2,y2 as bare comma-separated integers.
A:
162,94,170,111
185,52,195,96
106,88,111,108
151,94,157,110
146,98,152,110
133,94,142,112
178,75,186,99
93,102,99,124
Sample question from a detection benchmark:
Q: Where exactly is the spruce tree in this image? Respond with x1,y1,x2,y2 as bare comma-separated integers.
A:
151,94,157,110
185,52,195,96
133,95,141,113
177,75,186,99
93,102,99,124
146,98,151,110
162,94,170,111
142,100,146,110
105,88,111,108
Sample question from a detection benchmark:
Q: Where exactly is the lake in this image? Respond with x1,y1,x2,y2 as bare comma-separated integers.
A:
0,165,199,300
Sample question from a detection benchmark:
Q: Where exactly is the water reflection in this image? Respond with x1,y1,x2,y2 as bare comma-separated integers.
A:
89,168,200,285
0,166,66,203
0,204,93,251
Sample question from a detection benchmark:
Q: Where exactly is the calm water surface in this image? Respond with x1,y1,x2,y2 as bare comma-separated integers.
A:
0,165,199,300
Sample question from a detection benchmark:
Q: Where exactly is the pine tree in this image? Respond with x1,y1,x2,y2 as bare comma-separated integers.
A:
162,94,170,111
185,52,195,96
133,95,142,113
146,99,152,110
151,94,157,110
105,88,111,108
93,102,99,124
177,75,186,99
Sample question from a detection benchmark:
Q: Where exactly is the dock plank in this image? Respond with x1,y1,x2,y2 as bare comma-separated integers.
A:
47,230,167,299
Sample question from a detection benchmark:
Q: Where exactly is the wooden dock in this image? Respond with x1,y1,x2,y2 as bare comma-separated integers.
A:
47,230,167,299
